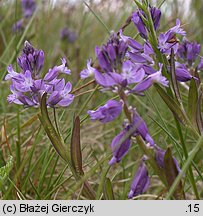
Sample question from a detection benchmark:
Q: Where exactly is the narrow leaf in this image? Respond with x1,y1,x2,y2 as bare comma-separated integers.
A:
133,0,147,12
103,178,115,200
155,84,187,124
170,49,181,102
188,78,198,125
71,116,96,199
164,148,184,199
39,93,66,160
0,156,13,189
71,116,83,175
196,89,203,134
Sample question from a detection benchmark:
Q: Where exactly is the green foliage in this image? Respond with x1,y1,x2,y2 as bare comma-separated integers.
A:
0,156,13,189
0,0,203,200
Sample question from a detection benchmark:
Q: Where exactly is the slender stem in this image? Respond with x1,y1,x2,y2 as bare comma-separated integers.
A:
71,79,95,94
77,85,100,116
175,120,200,199
166,136,203,199
118,90,167,186
53,108,60,136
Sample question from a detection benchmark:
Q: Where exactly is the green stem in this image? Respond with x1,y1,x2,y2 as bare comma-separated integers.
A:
175,120,200,199
166,136,203,199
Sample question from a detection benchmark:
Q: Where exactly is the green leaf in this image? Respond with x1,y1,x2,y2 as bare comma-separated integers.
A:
196,89,203,134
0,156,13,189
133,0,147,12
70,116,96,199
188,78,198,126
155,84,187,124
71,116,83,175
39,93,67,161
164,148,185,199
103,178,115,200
170,49,181,102
166,136,203,199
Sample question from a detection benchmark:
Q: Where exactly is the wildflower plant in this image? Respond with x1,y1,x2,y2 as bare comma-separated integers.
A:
4,0,203,200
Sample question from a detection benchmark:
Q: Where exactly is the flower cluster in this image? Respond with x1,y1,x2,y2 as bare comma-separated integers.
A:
80,4,190,199
5,41,74,107
12,0,36,32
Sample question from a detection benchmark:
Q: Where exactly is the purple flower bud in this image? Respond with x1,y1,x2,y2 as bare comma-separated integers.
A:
150,6,161,31
132,110,154,146
175,62,196,82
88,100,123,123
95,32,128,72
132,10,147,39
95,46,113,72
35,50,44,73
109,126,132,165
128,162,150,199
21,0,36,18
177,39,201,65
18,41,44,77
132,7,161,39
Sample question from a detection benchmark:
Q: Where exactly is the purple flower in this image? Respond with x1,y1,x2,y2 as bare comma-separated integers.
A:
198,57,203,70
121,60,145,84
119,30,143,53
155,146,181,173
128,162,150,199
21,0,36,18
132,7,161,39
94,70,124,87
128,52,153,64
5,65,19,81
132,110,154,146
7,85,24,105
158,19,186,54
132,10,148,39
12,19,23,33
17,41,44,77
44,58,71,82
175,62,196,82
8,85,36,106
109,126,132,165
177,39,201,65
60,28,78,43
88,100,123,123
48,81,74,107
13,70,34,92
95,32,128,72
80,59,97,79
131,64,169,94
6,41,74,108
150,6,161,31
